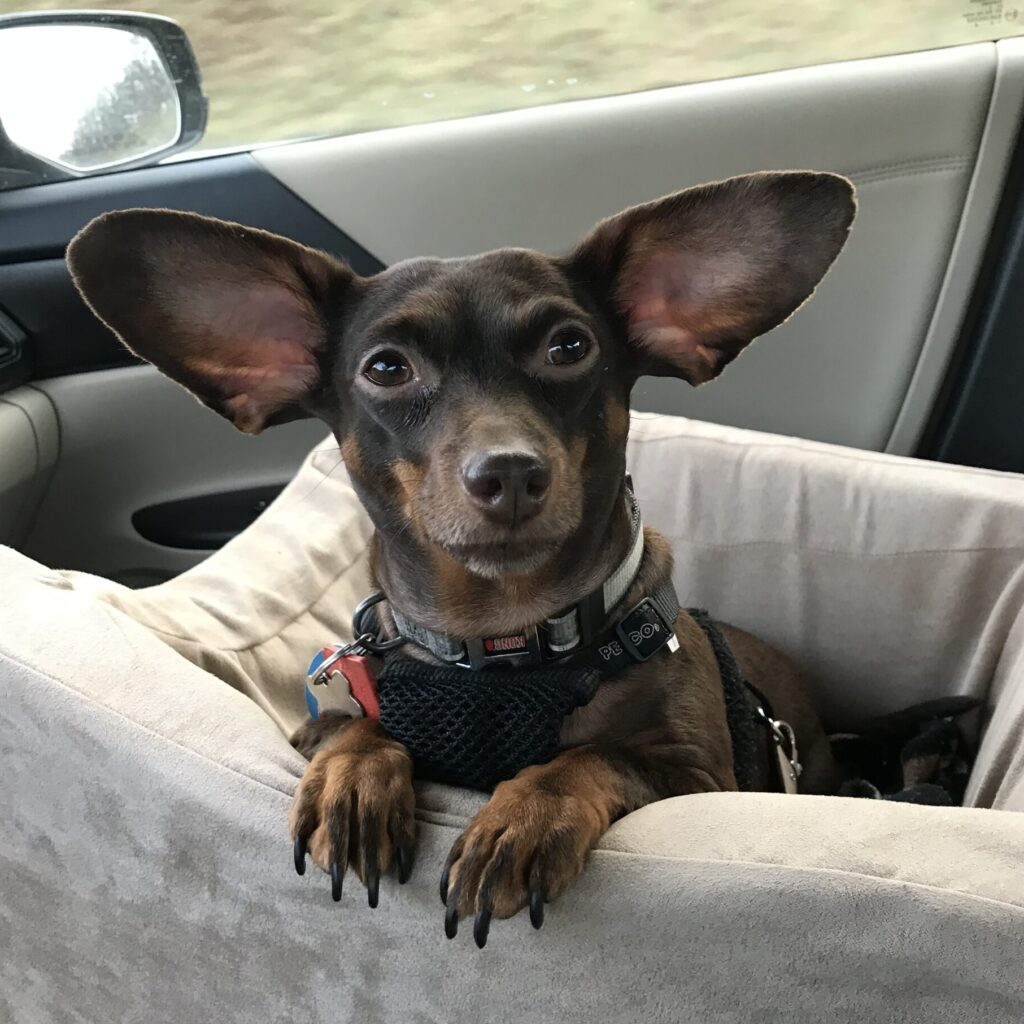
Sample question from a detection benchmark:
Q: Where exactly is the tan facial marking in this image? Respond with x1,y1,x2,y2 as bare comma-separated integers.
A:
339,432,363,478
428,542,557,636
391,458,426,519
569,435,588,471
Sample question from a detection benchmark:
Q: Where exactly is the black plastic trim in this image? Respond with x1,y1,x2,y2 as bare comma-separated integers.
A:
0,259,140,378
0,307,30,393
0,152,382,267
0,153,384,379
918,123,1024,473
132,484,285,550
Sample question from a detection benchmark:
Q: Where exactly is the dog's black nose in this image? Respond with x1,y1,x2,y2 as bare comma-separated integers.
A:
461,451,551,526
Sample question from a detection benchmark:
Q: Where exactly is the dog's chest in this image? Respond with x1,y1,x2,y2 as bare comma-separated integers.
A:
560,663,669,747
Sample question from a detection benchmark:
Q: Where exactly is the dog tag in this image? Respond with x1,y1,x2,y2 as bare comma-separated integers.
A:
336,654,381,721
305,647,380,721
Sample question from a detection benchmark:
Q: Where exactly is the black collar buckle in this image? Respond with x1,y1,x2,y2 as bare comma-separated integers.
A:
590,589,680,674
456,628,544,671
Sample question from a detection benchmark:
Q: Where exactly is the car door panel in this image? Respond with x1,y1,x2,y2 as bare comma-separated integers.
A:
921,119,1024,474
887,39,1024,457
16,367,328,585
0,384,57,548
257,42,1021,454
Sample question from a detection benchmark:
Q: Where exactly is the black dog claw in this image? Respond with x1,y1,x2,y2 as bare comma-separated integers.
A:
367,871,380,909
397,846,412,885
439,867,450,905
473,908,492,949
529,889,545,930
293,836,307,876
445,902,459,940
331,861,343,902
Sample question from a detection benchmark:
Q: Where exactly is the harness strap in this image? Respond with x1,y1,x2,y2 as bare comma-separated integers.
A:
388,611,465,664
688,609,801,794
573,579,681,674
308,607,800,795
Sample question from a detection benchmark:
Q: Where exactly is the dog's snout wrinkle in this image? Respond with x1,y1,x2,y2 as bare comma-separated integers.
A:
461,450,551,528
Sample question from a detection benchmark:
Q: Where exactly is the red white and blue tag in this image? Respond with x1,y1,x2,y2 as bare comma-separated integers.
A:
305,646,380,721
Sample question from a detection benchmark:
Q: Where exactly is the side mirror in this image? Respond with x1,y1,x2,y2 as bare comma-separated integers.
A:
0,11,207,189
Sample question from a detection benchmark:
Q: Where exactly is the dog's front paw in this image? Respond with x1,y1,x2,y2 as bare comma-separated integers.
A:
290,719,415,906
290,710,355,760
441,773,605,948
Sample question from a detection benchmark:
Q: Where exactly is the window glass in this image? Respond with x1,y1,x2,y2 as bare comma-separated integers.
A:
4,0,1023,152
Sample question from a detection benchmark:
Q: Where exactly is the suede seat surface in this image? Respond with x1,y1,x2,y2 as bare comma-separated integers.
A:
3,413,1024,1023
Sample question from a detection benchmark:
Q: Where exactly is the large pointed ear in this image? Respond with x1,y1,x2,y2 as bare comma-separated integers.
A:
567,171,856,384
67,209,357,433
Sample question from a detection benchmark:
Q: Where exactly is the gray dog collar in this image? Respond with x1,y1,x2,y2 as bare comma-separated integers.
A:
385,480,680,672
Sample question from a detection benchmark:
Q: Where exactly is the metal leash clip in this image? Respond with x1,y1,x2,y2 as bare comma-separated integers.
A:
349,591,407,656
757,705,803,795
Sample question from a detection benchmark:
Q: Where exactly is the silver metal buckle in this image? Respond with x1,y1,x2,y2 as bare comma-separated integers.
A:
757,706,802,794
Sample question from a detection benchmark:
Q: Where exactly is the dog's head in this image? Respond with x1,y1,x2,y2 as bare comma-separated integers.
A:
68,172,854,580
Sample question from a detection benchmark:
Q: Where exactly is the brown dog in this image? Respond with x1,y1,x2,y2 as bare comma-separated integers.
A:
68,170,856,947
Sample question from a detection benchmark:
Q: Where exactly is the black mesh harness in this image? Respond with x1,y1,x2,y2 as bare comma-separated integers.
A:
371,609,796,792
375,659,600,791
305,484,801,793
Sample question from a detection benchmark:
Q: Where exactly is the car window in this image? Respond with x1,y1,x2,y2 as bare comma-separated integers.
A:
4,0,1023,153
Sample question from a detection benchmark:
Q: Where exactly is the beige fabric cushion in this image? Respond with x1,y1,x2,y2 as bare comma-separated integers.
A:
69,412,1024,809
5,411,1024,1021
3,534,1024,1023
623,413,1024,810
65,441,374,736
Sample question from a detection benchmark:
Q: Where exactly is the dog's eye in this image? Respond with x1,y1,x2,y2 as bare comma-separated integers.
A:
546,329,592,366
363,350,413,387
